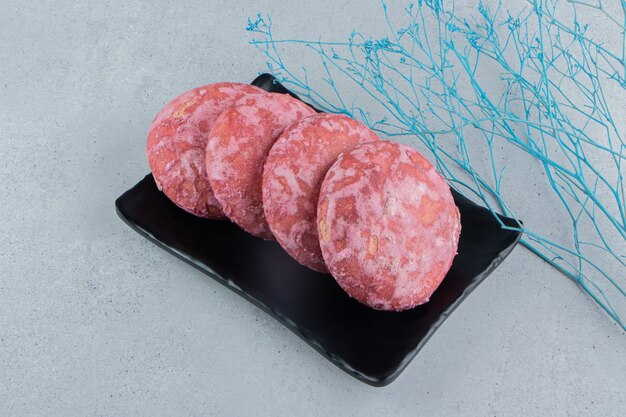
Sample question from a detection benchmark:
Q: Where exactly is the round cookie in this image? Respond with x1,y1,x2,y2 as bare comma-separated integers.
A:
206,93,316,239
317,141,461,311
263,113,379,273
147,82,265,218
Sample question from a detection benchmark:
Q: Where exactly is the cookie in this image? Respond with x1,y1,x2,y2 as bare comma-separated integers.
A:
263,113,379,272
147,82,265,218
206,93,315,238
317,141,461,311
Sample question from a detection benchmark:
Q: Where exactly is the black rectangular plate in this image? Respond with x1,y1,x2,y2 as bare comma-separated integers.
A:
115,75,522,386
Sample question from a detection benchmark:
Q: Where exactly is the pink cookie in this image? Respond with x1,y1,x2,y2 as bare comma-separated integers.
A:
263,113,380,273
206,93,315,239
147,82,265,218
317,141,461,311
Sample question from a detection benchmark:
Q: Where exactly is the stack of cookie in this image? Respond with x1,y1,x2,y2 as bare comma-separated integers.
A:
146,82,461,311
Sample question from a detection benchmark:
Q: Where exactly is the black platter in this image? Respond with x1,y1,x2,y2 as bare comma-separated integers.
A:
115,74,522,386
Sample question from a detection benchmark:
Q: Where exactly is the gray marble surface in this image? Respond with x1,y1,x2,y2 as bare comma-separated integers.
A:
1,1,624,416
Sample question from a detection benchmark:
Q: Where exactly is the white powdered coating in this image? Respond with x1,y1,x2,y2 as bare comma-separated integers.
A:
206,93,315,239
205,132,243,182
317,141,461,311
232,103,263,126
149,126,220,211
263,113,380,272
150,89,197,128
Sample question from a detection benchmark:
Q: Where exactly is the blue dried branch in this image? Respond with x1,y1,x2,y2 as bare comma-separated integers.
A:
248,0,626,329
